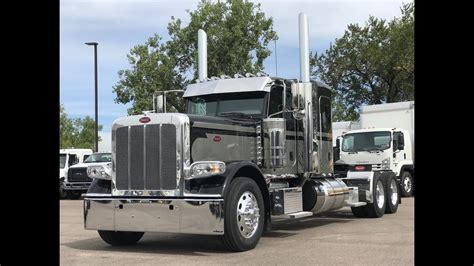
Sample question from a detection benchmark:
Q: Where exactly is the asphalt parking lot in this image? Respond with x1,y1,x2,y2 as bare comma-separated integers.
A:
60,197,414,265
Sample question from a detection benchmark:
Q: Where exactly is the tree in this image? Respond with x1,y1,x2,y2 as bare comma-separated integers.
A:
311,3,414,121
113,34,186,115
60,104,102,150
60,103,75,148
113,0,278,115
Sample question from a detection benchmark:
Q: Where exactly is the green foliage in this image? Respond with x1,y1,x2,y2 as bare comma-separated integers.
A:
60,104,102,150
311,3,414,121
113,0,277,115
113,34,186,115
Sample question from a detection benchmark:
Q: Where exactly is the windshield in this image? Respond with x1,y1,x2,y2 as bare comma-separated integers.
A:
60,154,67,169
342,131,391,152
83,153,112,163
186,92,266,119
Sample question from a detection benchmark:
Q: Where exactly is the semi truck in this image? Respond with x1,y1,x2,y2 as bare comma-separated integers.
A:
336,101,415,196
83,13,402,251
60,148,92,199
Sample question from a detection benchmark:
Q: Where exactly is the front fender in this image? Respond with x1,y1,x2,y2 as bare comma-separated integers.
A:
185,160,265,197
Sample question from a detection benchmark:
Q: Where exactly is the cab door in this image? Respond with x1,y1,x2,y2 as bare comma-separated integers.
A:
316,92,333,174
392,131,405,169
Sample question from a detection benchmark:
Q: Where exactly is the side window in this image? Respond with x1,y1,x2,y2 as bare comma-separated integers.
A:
83,154,90,161
284,88,295,131
319,96,331,133
393,131,405,150
68,154,78,166
343,135,354,151
268,86,283,117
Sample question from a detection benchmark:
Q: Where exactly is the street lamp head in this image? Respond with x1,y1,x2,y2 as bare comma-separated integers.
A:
85,42,98,46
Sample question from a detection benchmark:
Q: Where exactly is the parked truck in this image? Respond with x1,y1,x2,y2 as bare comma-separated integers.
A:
83,14,401,251
336,101,415,196
62,152,112,199
60,148,92,199
332,121,361,162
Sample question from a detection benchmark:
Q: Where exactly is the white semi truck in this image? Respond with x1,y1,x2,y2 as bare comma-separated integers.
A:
336,101,415,197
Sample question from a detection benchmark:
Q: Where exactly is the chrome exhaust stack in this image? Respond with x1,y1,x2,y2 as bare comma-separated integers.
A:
295,13,314,174
299,13,310,83
198,29,208,81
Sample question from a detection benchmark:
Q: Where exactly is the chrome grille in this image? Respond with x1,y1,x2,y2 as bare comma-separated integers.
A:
115,124,177,191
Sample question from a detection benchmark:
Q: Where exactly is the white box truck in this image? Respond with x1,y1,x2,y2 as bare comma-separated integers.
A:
332,121,361,162
336,101,415,197
332,121,361,147
60,148,93,199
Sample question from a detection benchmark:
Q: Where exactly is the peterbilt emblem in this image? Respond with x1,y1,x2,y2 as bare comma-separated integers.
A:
139,117,151,123
213,136,222,142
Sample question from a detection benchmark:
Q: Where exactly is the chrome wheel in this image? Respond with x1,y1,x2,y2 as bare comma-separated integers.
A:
403,176,412,193
236,191,260,238
376,180,385,209
390,179,398,206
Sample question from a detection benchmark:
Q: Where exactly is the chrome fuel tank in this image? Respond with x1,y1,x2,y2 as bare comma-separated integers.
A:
302,178,350,214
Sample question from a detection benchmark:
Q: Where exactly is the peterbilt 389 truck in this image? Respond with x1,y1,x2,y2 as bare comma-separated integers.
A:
83,13,401,251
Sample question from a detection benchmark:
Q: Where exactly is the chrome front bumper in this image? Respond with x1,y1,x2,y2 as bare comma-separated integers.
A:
83,196,224,235
62,181,92,190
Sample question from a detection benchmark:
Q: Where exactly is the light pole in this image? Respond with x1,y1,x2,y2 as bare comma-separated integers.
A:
85,42,99,152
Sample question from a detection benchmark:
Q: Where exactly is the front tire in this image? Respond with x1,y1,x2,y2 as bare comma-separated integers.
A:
98,231,144,246
87,179,111,194
222,177,264,252
59,180,67,199
400,171,414,197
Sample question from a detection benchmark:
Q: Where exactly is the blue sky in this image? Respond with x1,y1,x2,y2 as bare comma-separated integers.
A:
60,0,409,132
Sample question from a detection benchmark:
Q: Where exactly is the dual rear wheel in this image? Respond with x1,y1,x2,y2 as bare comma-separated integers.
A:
351,172,400,218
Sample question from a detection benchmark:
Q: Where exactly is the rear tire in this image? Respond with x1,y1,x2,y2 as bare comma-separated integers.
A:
385,175,400,214
365,174,386,218
400,171,414,197
351,173,386,218
351,206,367,218
98,231,144,246
221,177,264,252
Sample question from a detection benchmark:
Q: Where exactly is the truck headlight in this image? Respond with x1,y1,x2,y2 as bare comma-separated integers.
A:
382,158,390,170
188,161,226,179
87,163,112,180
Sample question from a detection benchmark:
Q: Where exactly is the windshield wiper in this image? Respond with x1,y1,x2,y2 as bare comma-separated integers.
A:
368,149,384,153
360,148,383,153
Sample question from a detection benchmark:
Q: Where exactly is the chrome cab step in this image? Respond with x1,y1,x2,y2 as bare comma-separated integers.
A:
282,211,313,219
